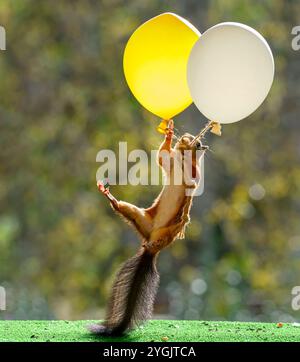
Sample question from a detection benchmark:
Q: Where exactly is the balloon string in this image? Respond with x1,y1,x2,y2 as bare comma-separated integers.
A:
191,120,215,146
165,121,218,144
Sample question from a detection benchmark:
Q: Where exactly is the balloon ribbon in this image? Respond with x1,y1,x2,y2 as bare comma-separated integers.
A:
191,120,222,146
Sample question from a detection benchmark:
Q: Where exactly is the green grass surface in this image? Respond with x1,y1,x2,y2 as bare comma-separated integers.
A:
1,320,300,342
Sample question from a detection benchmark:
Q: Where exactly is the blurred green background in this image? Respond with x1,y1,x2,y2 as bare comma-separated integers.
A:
0,0,300,322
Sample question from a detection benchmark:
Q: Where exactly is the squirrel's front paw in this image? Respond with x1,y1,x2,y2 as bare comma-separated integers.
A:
166,119,174,141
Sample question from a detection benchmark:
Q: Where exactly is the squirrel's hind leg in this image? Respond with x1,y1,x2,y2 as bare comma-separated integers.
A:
146,220,187,253
117,201,152,239
97,180,152,239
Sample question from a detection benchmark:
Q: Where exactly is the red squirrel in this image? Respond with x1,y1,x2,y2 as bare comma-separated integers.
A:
89,120,209,336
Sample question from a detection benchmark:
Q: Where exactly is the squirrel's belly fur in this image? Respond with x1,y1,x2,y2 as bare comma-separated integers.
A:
152,184,186,229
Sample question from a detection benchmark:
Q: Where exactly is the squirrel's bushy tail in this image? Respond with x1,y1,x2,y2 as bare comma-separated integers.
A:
89,247,159,336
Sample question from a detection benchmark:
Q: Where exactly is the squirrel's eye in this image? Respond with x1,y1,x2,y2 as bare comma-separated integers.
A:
196,142,201,149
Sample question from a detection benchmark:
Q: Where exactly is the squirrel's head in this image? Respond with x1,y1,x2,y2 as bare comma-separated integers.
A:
175,133,209,154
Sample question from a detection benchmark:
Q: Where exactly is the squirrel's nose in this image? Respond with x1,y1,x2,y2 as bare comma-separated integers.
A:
201,145,209,150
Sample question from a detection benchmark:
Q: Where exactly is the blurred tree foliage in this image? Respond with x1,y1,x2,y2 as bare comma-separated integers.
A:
0,0,300,322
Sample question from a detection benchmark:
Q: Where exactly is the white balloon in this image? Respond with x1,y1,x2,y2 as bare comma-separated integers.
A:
187,22,274,124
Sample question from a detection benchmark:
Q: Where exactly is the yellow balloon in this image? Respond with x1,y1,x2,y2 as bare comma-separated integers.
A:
123,13,200,120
